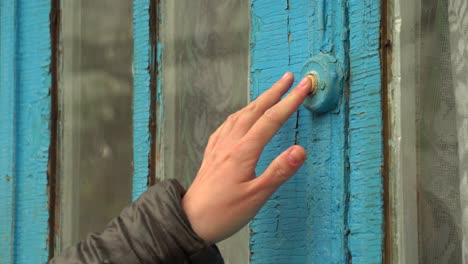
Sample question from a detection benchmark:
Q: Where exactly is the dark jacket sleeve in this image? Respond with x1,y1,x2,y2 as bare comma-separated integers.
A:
50,179,224,264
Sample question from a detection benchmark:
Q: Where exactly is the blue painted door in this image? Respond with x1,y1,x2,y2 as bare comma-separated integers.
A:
248,1,383,263
0,0,384,263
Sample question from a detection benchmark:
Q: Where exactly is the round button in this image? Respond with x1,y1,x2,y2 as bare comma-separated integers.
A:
300,54,344,113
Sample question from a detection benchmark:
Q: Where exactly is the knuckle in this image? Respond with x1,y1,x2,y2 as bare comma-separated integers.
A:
245,100,258,114
221,150,238,164
228,142,244,159
236,113,253,129
263,108,282,125
272,163,288,181
223,141,250,162
225,113,237,124
236,117,248,128
231,113,240,121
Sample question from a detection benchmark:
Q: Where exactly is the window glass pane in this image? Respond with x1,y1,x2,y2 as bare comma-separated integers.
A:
160,1,249,188
416,1,462,262
159,1,249,262
59,0,133,250
397,0,468,262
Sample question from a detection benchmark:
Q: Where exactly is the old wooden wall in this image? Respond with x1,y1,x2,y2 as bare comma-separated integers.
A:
249,0,383,263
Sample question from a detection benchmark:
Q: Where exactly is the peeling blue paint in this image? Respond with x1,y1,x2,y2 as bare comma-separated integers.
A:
250,0,383,263
347,0,383,262
132,0,164,200
0,0,53,263
132,0,151,200
249,3,300,263
250,1,349,262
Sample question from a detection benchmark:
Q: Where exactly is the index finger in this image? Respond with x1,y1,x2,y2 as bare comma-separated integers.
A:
243,76,312,154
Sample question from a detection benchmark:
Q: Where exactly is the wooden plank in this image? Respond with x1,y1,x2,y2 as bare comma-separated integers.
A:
132,0,152,200
296,1,349,262
248,1,300,263
347,0,384,262
11,0,52,262
250,0,349,262
0,0,16,262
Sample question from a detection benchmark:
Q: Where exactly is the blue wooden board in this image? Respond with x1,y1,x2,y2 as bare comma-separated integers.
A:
132,0,163,201
347,0,384,262
0,0,52,263
132,0,152,200
249,0,383,263
0,1,17,262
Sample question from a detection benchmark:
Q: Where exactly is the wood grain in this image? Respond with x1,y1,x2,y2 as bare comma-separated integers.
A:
9,1,52,262
250,0,350,262
348,0,384,262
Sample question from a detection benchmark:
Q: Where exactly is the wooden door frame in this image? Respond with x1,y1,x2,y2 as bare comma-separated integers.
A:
0,0,58,262
0,0,385,262
249,0,384,263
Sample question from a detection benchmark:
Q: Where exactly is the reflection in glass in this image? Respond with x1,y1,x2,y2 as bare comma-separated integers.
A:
59,0,133,251
159,1,249,262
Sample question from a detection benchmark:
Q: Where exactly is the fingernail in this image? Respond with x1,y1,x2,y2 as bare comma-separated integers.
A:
288,147,305,165
281,72,291,80
297,76,311,89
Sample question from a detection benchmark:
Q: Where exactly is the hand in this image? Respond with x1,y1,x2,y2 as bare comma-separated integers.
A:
182,72,311,243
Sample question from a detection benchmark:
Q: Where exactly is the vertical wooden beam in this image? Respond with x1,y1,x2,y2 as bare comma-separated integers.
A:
347,0,384,262
298,1,350,262
0,1,17,262
133,0,163,200
132,0,152,200
250,0,349,262
8,0,52,262
248,1,300,263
